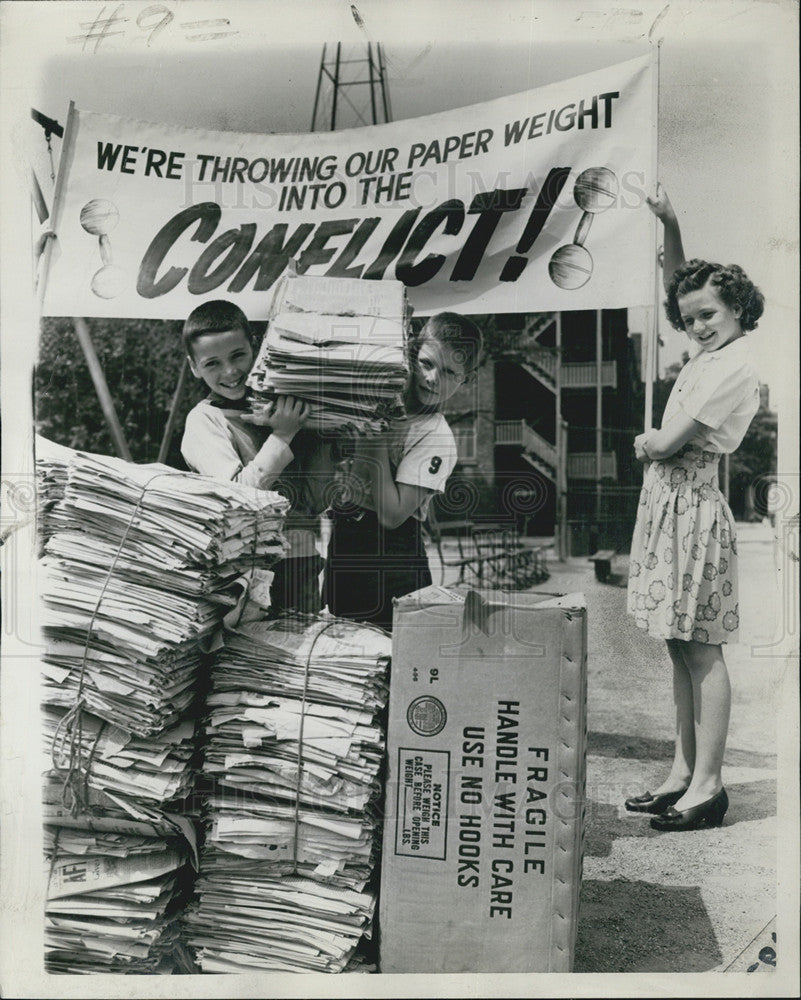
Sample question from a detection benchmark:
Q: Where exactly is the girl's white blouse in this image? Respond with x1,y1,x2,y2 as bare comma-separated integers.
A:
662,336,760,453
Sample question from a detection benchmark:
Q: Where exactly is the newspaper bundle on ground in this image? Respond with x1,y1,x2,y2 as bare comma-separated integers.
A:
35,437,291,975
35,436,73,543
45,842,193,974
37,438,289,581
247,274,411,433
36,439,290,735
184,614,391,973
208,614,390,712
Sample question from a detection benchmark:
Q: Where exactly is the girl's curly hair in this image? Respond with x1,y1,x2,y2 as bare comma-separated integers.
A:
665,259,765,333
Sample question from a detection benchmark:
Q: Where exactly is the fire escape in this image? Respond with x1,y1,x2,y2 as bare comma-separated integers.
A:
494,311,619,485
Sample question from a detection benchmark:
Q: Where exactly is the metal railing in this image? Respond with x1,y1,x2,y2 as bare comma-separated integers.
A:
519,348,558,387
495,419,526,445
566,452,618,480
561,360,618,389
495,420,557,470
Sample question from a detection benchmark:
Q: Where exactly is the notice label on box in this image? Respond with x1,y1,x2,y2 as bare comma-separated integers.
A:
394,748,449,859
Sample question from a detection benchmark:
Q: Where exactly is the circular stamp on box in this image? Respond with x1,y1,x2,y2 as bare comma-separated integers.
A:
407,696,447,737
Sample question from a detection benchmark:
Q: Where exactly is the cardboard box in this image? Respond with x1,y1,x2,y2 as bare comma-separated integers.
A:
379,586,587,974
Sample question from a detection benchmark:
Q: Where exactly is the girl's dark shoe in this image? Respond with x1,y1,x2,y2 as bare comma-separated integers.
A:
649,787,729,831
624,789,685,814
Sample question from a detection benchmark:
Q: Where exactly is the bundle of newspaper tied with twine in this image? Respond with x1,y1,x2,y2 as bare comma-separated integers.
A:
247,271,411,434
37,437,289,973
184,614,391,972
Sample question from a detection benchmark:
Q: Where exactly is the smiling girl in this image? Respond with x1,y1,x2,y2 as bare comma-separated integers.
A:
624,189,764,832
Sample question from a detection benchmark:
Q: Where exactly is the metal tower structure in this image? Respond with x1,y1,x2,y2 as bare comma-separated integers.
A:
311,43,392,131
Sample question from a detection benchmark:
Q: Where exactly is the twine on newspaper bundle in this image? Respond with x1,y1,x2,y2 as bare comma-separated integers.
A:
51,469,273,815
290,618,340,873
51,471,186,814
248,484,261,575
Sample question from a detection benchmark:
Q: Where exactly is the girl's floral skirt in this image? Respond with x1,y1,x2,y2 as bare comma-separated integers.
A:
627,444,740,644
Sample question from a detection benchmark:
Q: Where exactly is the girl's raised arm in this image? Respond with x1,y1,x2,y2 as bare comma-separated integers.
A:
647,184,686,291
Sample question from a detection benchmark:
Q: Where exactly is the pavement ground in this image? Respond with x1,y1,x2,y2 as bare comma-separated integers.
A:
427,520,786,976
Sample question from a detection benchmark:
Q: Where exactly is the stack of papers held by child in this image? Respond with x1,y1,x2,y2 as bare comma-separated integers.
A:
185,614,390,973
247,273,411,433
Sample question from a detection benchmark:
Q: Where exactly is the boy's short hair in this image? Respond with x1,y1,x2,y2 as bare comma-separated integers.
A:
418,312,484,373
665,259,765,333
183,300,253,357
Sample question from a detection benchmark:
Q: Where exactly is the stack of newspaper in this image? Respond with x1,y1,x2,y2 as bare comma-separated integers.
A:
40,447,289,578
210,615,389,713
41,705,199,974
38,444,290,736
247,273,411,433
41,705,199,836
45,840,192,974
35,440,290,974
185,614,390,973
35,436,73,544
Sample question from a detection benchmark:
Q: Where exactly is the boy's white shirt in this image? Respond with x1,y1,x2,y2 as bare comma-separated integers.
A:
181,398,318,557
181,398,294,490
348,412,458,521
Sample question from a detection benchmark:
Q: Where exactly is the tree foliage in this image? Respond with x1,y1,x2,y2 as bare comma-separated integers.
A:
729,403,777,518
34,313,513,470
35,317,202,467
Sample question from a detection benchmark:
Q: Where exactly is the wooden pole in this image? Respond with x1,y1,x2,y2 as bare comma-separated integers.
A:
367,43,378,125
30,168,48,223
595,309,603,528
37,102,77,311
378,44,392,122
331,43,341,130
73,317,133,461
157,358,189,465
559,418,569,560
555,313,567,560
645,42,662,431
33,106,133,463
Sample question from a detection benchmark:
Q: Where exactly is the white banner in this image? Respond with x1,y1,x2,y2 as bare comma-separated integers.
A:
41,55,655,319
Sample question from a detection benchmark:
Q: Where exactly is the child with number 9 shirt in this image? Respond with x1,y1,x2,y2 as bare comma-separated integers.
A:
180,299,323,615
324,312,483,631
